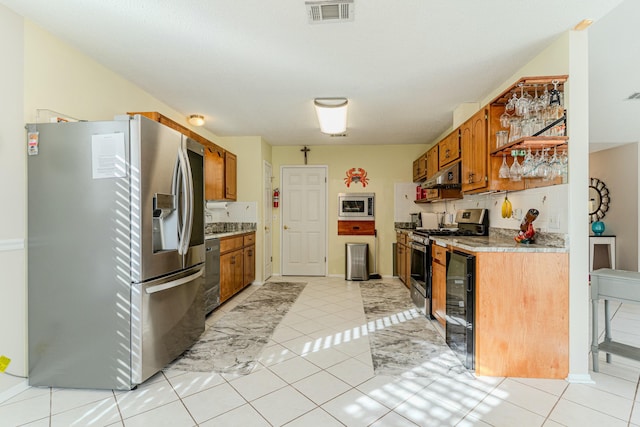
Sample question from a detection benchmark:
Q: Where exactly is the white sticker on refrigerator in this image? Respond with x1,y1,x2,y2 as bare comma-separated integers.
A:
91,133,126,179
27,131,39,156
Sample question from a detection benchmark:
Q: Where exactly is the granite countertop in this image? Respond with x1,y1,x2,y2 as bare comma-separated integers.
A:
429,235,568,253
394,226,568,253
206,230,255,240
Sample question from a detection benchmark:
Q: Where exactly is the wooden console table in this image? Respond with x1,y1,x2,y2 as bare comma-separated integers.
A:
590,268,640,371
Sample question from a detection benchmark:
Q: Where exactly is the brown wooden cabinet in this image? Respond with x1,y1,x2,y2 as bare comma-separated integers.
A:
461,108,489,193
396,231,410,287
205,146,237,201
338,220,375,236
243,234,255,286
220,232,256,303
475,251,568,378
412,153,427,182
431,243,447,328
426,145,439,179
224,151,237,200
438,130,460,168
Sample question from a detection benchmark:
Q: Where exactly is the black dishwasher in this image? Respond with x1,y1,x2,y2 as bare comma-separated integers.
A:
445,250,475,370
204,238,221,314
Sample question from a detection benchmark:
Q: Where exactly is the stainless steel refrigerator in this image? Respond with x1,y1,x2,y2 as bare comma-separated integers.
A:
27,115,205,390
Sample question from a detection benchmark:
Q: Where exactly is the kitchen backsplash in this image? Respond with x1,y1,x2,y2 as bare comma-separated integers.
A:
205,201,257,224
395,183,569,235
205,222,256,234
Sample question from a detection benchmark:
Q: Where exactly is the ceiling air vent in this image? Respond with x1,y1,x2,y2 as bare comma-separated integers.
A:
627,92,640,100
306,0,354,24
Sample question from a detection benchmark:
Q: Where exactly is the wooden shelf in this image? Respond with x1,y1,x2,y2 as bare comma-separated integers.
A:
490,75,568,105
491,136,568,156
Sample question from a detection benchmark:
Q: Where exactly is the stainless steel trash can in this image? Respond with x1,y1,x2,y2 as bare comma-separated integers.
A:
346,243,369,281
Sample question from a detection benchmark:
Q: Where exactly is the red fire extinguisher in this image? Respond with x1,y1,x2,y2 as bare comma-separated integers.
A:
273,188,279,208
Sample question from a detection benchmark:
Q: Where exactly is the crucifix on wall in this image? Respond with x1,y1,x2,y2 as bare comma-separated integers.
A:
301,146,311,165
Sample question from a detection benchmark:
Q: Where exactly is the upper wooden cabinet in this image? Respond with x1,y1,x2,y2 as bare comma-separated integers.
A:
224,151,237,200
412,153,427,182
204,146,237,201
439,130,460,168
461,108,489,193
425,145,439,180
127,112,238,202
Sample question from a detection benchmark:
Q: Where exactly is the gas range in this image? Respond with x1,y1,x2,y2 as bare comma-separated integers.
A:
412,208,489,241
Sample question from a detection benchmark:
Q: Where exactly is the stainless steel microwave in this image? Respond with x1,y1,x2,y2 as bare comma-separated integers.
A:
338,193,375,221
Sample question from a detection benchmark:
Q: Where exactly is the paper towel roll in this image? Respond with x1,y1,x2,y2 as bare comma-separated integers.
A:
206,201,228,210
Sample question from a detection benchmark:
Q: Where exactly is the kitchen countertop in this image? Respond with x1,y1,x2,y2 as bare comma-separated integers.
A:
206,230,255,240
395,227,567,253
429,235,568,253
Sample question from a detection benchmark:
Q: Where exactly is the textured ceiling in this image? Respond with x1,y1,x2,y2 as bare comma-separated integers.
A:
0,0,630,147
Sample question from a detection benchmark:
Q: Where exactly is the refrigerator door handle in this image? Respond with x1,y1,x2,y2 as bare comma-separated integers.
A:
176,148,190,255
182,146,194,255
145,268,204,294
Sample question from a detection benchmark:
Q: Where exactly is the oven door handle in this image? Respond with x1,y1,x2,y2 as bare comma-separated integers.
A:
410,242,427,252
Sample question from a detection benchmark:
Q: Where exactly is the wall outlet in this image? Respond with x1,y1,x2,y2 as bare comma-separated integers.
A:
512,208,523,221
548,214,560,230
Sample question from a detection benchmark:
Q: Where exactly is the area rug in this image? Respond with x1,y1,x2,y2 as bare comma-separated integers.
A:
359,282,470,379
168,281,306,374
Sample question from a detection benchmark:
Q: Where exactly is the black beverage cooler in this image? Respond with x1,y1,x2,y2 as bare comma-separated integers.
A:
445,250,475,370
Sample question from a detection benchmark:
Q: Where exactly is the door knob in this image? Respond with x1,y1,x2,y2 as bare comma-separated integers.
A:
283,225,289,230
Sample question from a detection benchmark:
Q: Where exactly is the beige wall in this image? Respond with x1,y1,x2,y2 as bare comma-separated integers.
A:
271,144,427,276
590,143,639,271
218,136,273,282
0,5,26,381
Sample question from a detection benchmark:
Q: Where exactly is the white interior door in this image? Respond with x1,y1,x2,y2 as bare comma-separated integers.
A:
263,161,273,280
281,166,327,276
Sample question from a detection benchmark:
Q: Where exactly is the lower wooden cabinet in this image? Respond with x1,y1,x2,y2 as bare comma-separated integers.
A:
243,233,256,285
219,232,256,303
475,251,569,378
396,231,410,288
431,243,447,328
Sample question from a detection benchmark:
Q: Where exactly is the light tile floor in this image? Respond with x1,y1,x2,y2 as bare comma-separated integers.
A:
2,276,640,426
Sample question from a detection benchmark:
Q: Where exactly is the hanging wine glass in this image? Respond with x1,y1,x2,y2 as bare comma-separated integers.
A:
531,84,546,119
505,92,518,114
515,83,531,117
539,148,552,181
499,153,510,179
500,110,511,128
509,151,523,181
549,147,564,180
532,149,543,177
521,148,534,177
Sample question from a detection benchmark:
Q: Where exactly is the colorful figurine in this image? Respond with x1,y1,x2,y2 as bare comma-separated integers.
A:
515,208,539,244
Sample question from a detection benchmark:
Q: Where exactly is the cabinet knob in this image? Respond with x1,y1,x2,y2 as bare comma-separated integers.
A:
284,225,289,230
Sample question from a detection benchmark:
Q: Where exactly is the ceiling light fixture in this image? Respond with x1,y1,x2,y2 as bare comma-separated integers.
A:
188,114,205,126
574,19,593,31
314,98,348,135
